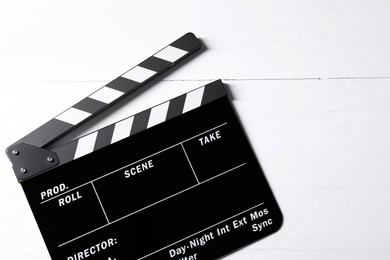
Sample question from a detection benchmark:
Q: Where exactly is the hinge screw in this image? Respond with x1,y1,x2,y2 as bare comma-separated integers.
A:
12,150,19,155
47,157,54,163
20,168,27,174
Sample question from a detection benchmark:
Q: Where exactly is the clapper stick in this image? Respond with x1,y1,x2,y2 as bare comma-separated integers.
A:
6,33,201,182
52,80,226,170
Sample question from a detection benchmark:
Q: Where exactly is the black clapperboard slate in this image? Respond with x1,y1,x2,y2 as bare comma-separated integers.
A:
6,33,283,260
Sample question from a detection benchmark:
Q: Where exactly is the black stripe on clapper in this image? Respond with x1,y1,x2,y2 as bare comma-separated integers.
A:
139,56,172,73
130,109,151,135
15,119,74,149
166,95,186,120
73,98,106,114
201,79,227,105
93,124,115,151
107,77,138,93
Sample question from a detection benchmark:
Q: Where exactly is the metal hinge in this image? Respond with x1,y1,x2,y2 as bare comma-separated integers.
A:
6,143,59,182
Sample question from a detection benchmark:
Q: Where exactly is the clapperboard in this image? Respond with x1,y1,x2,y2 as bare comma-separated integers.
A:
6,33,283,260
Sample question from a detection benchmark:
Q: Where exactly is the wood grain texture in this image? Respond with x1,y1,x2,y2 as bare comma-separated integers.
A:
1,0,390,259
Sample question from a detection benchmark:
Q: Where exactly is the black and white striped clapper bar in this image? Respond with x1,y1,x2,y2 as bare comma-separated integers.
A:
6,33,283,260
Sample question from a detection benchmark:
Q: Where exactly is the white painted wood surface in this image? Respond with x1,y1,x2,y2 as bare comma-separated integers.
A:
1,1,390,259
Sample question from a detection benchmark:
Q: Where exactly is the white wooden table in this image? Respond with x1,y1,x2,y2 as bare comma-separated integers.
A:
1,1,390,259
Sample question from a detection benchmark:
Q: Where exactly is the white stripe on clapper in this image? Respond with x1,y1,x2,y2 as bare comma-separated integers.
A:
89,86,124,104
154,46,188,63
74,132,98,159
56,107,91,125
111,116,134,144
122,66,157,83
147,101,170,128
182,86,205,113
